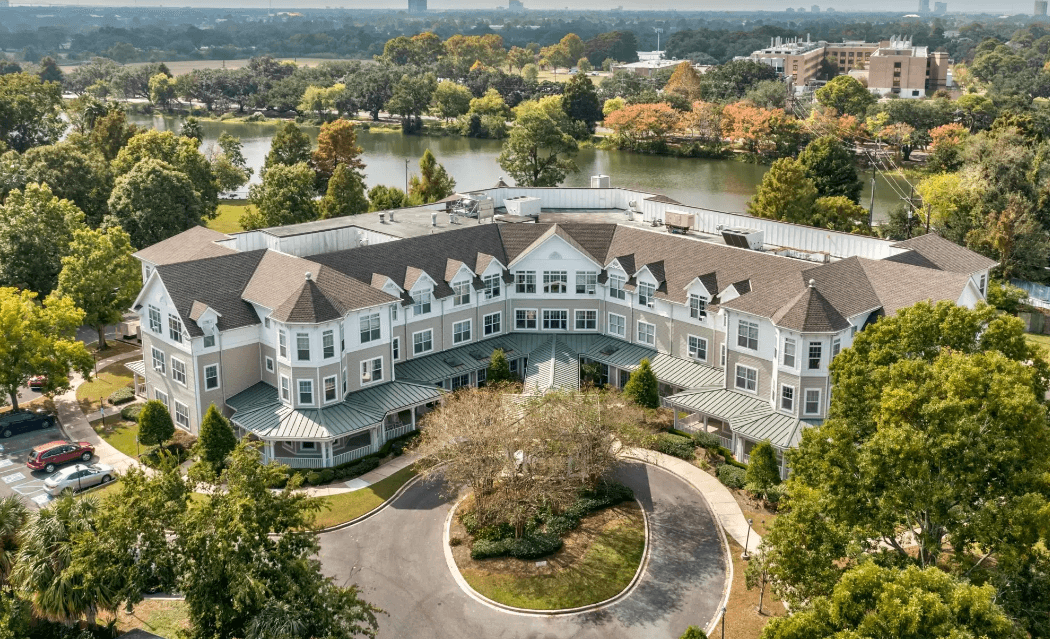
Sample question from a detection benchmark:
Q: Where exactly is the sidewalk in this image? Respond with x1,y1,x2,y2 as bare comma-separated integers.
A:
54,348,144,477
624,447,762,554
300,452,418,497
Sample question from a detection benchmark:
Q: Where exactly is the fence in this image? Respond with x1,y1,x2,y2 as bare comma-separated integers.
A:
384,423,417,441
1011,279,1050,311
272,456,326,469
332,444,375,466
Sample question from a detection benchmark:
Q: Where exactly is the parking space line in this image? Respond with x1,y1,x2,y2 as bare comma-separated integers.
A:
14,480,46,496
2,472,25,484
31,493,51,506
0,459,11,469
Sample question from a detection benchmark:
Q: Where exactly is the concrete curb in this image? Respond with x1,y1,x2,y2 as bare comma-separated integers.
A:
440,489,652,617
316,470,423,534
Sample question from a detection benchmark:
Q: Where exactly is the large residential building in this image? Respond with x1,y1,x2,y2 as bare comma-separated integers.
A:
128,186,994,475
746,36,950,96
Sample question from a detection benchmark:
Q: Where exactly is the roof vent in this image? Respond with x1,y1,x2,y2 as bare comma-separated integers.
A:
808,278,816,288
305,272,312,281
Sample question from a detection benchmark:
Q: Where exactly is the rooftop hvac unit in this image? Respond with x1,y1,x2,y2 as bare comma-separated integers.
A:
450,194,494,220
590,175,611,188
504,195,542,217
721,228,764,251
664,210,695,233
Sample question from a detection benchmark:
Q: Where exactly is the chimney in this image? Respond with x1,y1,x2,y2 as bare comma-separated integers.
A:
808,278,816,288
379,212,386,223
305,272,312,281
431,211,437,226
390,209,395,222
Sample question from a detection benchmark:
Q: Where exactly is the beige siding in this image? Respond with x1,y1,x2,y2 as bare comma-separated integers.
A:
348,343,390,393
196,342,262,419
671,320,720,367
726,350,774,405
141,333,200,433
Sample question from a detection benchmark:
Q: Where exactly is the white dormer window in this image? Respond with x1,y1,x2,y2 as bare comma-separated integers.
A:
638,282,655,308
609,274,626,300
576,272,597,295
391,304,398,321
979,274,987,295
360,313,381,343
148,305,162,334
689,294,707,319
413,290,432,316
453,281,471,306
737,320,759,350
483,274,501,299
168,315,183,343
543,271,567,294
203,333,215,348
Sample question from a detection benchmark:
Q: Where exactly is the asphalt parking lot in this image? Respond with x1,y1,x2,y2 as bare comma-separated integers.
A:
0,421,76,508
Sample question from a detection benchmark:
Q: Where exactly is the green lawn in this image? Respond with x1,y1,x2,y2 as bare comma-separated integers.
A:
312,465,418,529
113,598,190,638
94,419,141,459
77,362,133,410
1026,333,1050,362
461,509,646,610
209,200,250,234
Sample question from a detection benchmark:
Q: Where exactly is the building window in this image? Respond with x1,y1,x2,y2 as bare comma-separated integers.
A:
451,373,471,390
721,344,726,366
204,364,219,390
323,330,335,358
516,309,538,330
342,368,347,394
688,335,707,361
151,347,166,373
609,274,626,300
781,385,795,412
453,320,472,344
804,389,821,415
265,356,274,373
391,304,398,322
638,282,655,308
339,323,345,352
477,368,487,385
543,310,568,330
174,401,189,428
298,379,313,405
361,358,383,384
832,338,841,359
576,272,597,295
735,365,757,393
154,389,168,408
979,275,987,295
168,315,183,343
360,313,380,343
203,334,215,348
689,294,707,319
637,321,655,345
278,331,287,358
324,375,337,402
296,334,310,361
543,271,567,294
608,313,626,337
280,376,290,402
413,329,433,354
737,320,759,350
413,290,432,315
452,281,471,306
575,310,597,330
392,337,400,360
484,312,501,335
148,305,162,333
264,317,271,329
783,338,796,367
808,342,822,369
515,271,536,294
483,274,501,299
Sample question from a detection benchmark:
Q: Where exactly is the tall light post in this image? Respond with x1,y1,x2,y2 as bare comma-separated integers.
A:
654,27,664,54
405,158,410,195
721,605,727,639
743,517,754,559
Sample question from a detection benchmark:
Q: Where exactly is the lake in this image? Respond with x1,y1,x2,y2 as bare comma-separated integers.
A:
130,115,903,220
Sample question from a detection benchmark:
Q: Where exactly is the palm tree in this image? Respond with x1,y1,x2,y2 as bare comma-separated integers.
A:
245,600,309,639
13,495,115,625
0,496,29,588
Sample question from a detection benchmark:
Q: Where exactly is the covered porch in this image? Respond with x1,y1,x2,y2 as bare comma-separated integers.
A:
226,380,444,469
125,359,147,398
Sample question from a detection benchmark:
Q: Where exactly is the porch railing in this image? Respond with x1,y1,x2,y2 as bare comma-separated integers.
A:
384,423,417,440
273,456,326,469
332,444,374,466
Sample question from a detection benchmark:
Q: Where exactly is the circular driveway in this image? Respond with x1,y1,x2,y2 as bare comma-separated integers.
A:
318,461,729,639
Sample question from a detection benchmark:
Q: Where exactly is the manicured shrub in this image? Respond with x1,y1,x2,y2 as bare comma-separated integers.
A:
345,457,380,479
320,469,335,483
624,358,660,408
471,538,511,560
196,404,237,469
108,387,135,405
138,400,175,447
745,439,782,494
545,514,581,536
507,532,563,559
120,403,144,422
654,433,696,460
306,471,322,486
717,464,747,489
680,626,708,639
692,431,721,450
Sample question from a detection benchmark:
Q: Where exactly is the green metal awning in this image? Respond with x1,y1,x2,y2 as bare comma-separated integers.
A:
666,387,811,450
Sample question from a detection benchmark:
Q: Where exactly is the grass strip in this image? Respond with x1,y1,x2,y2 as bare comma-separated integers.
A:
312,465,418,529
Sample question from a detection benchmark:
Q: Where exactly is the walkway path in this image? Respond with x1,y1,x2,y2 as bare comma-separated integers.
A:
300,453,418,497
624,447,762,555
319,461,729,639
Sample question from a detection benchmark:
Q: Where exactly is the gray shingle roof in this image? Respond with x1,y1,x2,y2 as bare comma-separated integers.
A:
857,258,973,317
891,233,997,273
133,226,235,265
770,285,851,333
155,250,267,337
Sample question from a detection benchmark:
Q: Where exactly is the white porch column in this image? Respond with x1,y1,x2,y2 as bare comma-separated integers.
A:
672,403,678,430
411,406,417,428
265,441,274,463
323,441,331,466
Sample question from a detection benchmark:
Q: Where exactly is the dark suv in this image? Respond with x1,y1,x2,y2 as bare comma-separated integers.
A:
0,409,57,439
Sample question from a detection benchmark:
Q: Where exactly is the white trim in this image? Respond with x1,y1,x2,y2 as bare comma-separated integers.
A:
803,388,822,416
412,328,434,355
452,319,472,344
515,307,538,330
483,311,502,336
542,309,569,330
174,400,190,428
636,320,656,346
265,356,274,373
360,357,383,386
154,389,169,408
392,336,401,360
734,364,758,394
171,357,187,386
296,378,315,406
574,309,597,331
608,312,626,338
687,334,708,362
204,363,220,391
280,375,291,403
323,374,339,404
779,383,795,413
151,347,166,373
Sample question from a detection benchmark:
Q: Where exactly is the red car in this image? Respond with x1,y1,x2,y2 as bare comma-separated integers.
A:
27,440,94,474
28,376,47,390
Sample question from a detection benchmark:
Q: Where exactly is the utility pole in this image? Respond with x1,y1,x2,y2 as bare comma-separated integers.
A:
405,158,410,195
868,158,876,229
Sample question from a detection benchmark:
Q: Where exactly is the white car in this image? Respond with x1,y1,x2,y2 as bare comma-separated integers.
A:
43,463,116,496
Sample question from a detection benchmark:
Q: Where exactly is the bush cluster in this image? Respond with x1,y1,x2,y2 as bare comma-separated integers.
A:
717,464,747,489
654,432,696,460
108,387,136,405
268,430,419,488
120,403,144,422
141,429,198,468
692,431,721,449
471,532,563,560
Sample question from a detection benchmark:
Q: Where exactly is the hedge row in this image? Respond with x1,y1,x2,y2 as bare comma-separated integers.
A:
108,387,136,405
471,532,563,560
717,465,746,489
664,428,748,470
120,403,144,422
271,430,420,488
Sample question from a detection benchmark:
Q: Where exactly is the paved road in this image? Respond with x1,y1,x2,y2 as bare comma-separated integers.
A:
0,424,75,508
318,462,728,639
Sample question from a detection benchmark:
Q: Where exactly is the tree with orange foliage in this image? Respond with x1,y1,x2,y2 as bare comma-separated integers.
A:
927,123,969,171
604,102,680,149
721,102,777,155
804,107,866,143
664,61,704,102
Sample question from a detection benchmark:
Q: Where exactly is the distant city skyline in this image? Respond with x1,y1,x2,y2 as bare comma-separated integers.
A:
0,0,1042,13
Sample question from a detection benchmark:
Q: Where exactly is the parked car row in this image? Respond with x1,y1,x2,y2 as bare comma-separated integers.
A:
0,408,56,439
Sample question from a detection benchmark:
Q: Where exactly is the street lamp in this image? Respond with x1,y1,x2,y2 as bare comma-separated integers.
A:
405,158,410,195
654,27,664,53
721,605,727,639
743,517,754,559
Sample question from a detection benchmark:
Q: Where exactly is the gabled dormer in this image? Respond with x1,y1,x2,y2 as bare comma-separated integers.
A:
445,259,477,308
189,301,221,349
684,275,715,321
405,267,439,317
